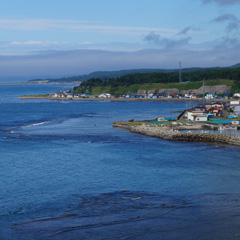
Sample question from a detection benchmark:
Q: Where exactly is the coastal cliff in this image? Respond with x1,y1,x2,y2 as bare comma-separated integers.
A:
113,123,240,146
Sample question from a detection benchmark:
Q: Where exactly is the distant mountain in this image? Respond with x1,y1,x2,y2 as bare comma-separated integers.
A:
229,63,240,68
27,63,240,84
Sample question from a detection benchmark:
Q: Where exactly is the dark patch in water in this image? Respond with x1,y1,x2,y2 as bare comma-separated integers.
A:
11,191,240,240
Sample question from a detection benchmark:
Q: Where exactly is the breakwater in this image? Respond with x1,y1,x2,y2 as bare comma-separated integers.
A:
113,123,240,146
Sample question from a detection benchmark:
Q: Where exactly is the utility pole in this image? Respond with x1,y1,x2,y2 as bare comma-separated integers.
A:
202,79,205,103
179,61,182,83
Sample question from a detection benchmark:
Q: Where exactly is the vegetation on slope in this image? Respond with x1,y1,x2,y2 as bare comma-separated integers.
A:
73,67,240,95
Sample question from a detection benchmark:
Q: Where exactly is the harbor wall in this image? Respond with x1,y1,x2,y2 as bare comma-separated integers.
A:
113,123,240,146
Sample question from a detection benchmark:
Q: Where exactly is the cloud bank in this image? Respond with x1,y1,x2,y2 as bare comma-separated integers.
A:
0,47,239,82
143,32,191,49
202,0,240,4
0,18,177,36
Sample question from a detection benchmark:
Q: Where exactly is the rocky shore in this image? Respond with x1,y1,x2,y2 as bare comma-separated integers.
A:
113,123,240,146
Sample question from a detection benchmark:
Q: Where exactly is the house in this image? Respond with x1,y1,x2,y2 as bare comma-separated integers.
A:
205,93,216,99
210,102,224,112
157,92,167,98
80,94,90,98
230,100,240,105
99,93,111,98
177,109,191,120
184,93,192,99
194,104,205,112
187,111,204,121
234,93,240,98
234,105,240,115
54,91,63,98
195,102,212,112
191,93,199,99
129,92,137,98
193,114,208,122
137,90,147,98
158,117,167,122
66,94,73,98
147,90,157,98
206,102,223,117
223,92,233,99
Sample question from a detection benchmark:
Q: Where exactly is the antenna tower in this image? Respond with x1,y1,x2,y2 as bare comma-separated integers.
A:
179,61,182,83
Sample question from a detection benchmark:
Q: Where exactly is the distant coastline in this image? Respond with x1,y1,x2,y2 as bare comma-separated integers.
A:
19,95,230,102
0,82,79,86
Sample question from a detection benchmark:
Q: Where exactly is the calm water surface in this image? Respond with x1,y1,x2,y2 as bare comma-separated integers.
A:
0,85,240,239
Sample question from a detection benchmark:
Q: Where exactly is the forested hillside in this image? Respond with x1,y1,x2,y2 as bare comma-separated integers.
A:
28,63,240,84
73,67,240,95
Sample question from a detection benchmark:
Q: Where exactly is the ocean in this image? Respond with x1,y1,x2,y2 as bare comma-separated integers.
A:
0,85,240,239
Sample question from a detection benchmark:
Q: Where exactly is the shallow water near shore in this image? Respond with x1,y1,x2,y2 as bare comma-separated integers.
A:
1,85,240,239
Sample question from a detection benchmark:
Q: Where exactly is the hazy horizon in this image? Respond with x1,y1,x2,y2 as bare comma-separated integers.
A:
0,0,240,82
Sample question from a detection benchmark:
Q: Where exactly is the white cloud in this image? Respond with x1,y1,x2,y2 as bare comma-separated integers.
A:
0,18,178,36
24,41,45,45
10,40,59,46
10,41,22,45
80,41,92,45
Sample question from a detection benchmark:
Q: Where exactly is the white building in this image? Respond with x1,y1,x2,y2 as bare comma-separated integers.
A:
234,93,240,98
230,101,240,105
99,93,111,98
205,93,216,99
187,111,203,121
194,115,208,122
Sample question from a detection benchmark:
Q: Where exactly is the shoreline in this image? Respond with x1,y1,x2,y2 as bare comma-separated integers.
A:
113,122,240,146
0,83,79,86
19,96,229,102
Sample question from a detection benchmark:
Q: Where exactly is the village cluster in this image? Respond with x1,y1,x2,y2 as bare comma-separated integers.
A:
177,101,240,121
51,89,240,130
52,89,240,100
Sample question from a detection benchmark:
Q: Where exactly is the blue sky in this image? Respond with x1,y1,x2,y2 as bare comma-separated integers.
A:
0,0,240,82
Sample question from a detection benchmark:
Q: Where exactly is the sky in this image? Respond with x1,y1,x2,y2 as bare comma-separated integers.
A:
0,0,240,82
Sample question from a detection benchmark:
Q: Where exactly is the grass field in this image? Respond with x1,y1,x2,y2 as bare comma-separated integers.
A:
87,79,234,95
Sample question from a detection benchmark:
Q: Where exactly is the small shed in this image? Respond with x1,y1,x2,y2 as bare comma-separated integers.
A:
158,117,166,122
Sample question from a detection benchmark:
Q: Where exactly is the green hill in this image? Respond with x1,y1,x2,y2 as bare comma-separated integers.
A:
73,66,240,95
28,63,240,84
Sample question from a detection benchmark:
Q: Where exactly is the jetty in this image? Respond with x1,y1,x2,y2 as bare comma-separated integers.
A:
113,122,240,146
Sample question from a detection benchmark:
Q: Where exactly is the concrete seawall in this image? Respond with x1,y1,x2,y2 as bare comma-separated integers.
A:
113,123,240,146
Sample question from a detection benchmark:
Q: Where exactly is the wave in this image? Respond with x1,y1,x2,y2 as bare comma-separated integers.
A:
20,121,48,128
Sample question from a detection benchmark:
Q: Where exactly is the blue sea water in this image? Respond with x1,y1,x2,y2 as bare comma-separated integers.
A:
1,85,240,239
